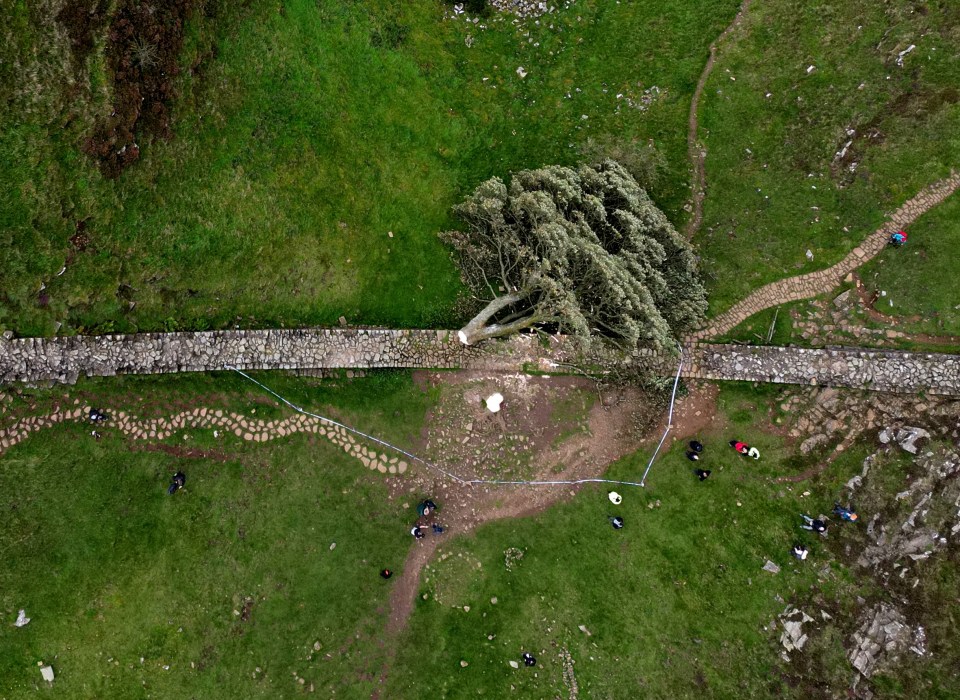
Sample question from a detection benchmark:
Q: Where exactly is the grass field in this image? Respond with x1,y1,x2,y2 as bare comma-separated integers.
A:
1,0,738,337
0,371,433,698
4,373,959,697
695,0,960,316
858,191,960,337
385,383,848,697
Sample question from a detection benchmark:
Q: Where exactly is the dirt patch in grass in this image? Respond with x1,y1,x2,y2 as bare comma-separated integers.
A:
132,441,233,462
373,373,720,695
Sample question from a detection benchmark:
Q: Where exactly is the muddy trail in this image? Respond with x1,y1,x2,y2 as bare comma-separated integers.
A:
371,373,719,697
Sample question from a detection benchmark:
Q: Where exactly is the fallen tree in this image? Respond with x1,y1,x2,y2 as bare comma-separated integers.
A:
442,161,707,348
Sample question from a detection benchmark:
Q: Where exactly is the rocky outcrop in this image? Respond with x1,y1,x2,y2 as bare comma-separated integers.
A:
849,604,925,678
855,447,960,571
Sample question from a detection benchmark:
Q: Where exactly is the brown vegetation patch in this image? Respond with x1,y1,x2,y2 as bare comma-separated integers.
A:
56,0,112,68
133,442,232,463
81,0,202,177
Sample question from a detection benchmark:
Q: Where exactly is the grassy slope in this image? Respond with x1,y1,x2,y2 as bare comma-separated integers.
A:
858,191,960,337
696,0,960,317
385,383,842,698
0,371,431,698
0,0,737,336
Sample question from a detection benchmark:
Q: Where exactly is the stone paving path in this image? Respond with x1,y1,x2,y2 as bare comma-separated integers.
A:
685,0,754,239
0,400,408,473
688,172,960,341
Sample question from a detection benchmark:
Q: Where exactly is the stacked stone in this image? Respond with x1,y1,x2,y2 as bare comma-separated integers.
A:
4,328,960,397
684,344,960,396
0,329,583,385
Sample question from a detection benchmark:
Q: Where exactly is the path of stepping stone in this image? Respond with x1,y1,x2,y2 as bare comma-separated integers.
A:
0,402,408,475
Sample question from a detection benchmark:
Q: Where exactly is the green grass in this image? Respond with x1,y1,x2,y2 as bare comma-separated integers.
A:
0,0,739,336
5,372,959,697
696,0,960,317
385,383,840,698
0,371,433,698
858,191,960,337
714,302,798,345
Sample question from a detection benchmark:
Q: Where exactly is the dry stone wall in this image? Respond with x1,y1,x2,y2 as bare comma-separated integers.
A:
684,344,960,396
0,329,607,385
2,329,960,396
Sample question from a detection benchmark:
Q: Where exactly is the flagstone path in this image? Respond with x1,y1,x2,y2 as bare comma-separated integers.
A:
688,171,960,341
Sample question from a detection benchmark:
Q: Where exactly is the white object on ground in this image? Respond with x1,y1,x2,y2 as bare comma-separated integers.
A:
15,610,30,627
457,330,470,345
40,665,54,682
485,393,504,413
748,447,760,460
608,491,622,505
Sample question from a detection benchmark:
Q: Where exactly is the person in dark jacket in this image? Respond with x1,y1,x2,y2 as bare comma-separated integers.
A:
800,514,827,534
167,471,186,495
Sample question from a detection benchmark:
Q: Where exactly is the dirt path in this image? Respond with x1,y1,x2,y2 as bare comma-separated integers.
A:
684,0,754,239
688,172,960,341
372,376,719,697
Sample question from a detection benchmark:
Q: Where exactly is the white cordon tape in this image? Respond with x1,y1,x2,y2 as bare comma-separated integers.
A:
226,346,683,489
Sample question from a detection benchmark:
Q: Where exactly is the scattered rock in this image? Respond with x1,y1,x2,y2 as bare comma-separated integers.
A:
894,426,930,454
800,434,829,455
849,604,919,677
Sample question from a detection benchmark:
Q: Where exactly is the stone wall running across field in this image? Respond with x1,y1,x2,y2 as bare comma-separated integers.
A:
2,329,960,396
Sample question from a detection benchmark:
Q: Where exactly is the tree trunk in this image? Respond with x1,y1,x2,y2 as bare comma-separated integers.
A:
457,291,539,345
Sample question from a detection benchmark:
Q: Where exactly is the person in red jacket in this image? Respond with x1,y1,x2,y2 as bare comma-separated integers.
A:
729,440,750,455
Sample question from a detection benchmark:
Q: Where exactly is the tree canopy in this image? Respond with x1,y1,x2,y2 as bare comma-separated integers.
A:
442,160,707,348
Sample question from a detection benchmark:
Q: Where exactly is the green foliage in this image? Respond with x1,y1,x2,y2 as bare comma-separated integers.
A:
443,161,707,348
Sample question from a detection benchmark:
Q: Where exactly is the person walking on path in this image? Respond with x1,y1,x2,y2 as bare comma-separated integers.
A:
833,503,859,522
410,526,425,540
800,514,827,534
